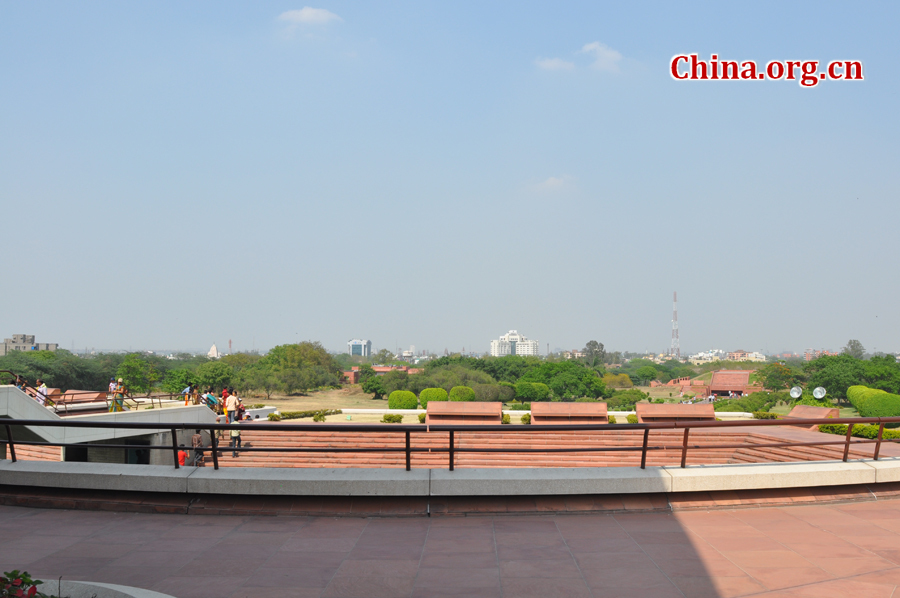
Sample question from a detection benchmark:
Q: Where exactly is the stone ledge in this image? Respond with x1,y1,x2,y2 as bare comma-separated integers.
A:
430,466,672,495
186,466,430,496
664,460,878,492
2,458,899,496
0,460,192,493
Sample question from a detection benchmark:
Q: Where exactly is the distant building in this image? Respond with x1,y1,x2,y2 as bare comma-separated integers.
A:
348,339,372,357
489,330,540,357
688,349,726,365
0,334,58,357
726,350,766,362
805,349,838,361
207,344,220,359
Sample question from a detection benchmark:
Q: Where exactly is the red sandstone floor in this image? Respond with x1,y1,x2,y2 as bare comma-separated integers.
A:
3,498,900,597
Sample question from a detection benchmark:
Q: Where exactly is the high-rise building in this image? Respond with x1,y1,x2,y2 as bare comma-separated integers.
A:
348,339,372,357
489,330,540,357
0,334,58,357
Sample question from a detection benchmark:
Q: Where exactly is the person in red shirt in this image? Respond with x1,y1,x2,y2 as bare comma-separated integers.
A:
177,444,189,467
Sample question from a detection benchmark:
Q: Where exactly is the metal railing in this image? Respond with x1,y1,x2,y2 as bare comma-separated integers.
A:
1,416,898,472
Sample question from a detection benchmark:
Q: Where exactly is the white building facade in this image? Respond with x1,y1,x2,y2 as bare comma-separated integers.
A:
489,330,540,357
348,339,372,357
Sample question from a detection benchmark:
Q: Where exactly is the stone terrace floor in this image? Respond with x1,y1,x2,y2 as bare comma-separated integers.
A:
3,498,900,598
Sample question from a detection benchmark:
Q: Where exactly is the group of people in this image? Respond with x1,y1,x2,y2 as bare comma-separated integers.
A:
180,385,246,423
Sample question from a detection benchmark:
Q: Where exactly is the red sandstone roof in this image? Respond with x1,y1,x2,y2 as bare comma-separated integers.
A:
710,370,752,389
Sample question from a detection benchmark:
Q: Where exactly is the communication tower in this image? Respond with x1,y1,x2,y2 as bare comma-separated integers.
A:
229,339,232,354
670,292,680,359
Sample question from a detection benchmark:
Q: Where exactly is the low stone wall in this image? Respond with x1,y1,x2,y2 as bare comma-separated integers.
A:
2,457,898,496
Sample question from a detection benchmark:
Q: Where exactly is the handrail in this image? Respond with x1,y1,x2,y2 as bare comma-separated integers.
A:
1,415,898,472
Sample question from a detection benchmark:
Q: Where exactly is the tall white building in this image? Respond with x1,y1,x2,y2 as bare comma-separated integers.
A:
348,339,372,357
489,330,540,357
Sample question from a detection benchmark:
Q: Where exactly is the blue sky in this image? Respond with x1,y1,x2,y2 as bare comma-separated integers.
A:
2,1,898,356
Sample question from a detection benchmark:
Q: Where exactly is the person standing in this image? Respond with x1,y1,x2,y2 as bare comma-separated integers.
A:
191,429,205,466
110,378,126,412
35,379,48,406
225,391,239,424
229,420,242,458
177,444,189,467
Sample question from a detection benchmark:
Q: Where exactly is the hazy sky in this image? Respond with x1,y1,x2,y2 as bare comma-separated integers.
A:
2,1,898,356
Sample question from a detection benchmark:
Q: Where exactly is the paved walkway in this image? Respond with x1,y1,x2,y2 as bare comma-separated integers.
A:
2,499,900,598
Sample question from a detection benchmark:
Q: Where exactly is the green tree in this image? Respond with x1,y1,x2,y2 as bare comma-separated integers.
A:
195,361,234,392
240,363,282,399
362,374,386,400
582,340,606,367
161,368,194,394
373,348,395,364
116,353,159,394
842,339,866,359
633,366,658,385
756,362,800,391
380,370,409,395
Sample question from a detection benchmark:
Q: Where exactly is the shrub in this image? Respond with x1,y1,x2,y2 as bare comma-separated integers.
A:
848,385,900,418
608,415,617,424
268,413,282,421
793,395,832,409
714,391,786,413
248,403,266,409
472,383,500,402
388,390,418,410
575,398,599,402
419,387,448,408
501,413,510,424
418,412,426,424
521,413,531,424
312,411,327,422
607,389,649,411
280,409,342,420
626,414,638,424
753,411,779,419
507,403,531,411
449,386,476,402
819,423,900,440
381,414,404,423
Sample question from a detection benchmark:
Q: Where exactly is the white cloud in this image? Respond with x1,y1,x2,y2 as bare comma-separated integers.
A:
535,58,575,71
535,175,573,191
278,7,343,25
579,41,622,72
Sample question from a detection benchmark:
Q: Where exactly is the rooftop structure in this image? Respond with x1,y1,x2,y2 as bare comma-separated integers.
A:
726,350,766,362
0,334,58,357
489,330,540,357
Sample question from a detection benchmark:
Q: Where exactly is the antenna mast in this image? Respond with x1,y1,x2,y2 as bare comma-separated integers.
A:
670,292,680,359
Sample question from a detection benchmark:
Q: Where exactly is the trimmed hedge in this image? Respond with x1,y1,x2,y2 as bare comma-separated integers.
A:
608,415,617,424
381,414,404,423
819,423,900,440
626,414,638,424
753,411,779,419
418,413,426,424
419,387,448,408
848,385,900,418
449,386,476,402
501,413,510,424
280,409,342,420
521,413,531,425
388,390,418,410
507,403,531,411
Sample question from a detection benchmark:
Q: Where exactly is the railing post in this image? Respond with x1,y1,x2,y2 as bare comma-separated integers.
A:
874,423,885,461
171,428,180,469
210,428,219,470
680,428,690,468
405,431,411,471
448,430,454,471
4,424,16,463
640,428,649,469
843,423,855,462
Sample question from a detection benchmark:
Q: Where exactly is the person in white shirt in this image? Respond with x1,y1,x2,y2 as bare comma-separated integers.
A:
35,379,48,406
